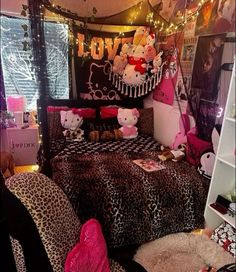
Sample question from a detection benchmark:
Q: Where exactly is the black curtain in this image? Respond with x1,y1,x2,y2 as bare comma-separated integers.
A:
0,57,6,111
28,0,50,174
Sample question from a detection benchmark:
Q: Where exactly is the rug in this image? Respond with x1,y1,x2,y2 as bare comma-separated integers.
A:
133,233,234,272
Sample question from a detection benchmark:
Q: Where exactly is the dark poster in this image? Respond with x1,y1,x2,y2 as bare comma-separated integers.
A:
191,33,226,102
74,27,134,100
196,99,219,141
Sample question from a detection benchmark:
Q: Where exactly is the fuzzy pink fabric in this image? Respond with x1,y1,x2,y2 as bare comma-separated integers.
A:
65,219,110,272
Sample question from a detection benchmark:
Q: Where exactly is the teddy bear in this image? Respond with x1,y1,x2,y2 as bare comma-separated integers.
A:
60,110,84,141
89,129,123,142
117,108,140,139
158,144,186,162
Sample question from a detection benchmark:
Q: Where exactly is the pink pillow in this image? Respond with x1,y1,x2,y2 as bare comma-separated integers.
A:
47,106,69,112
100,106,119,119
64,219,110,272
186,133,212,166
72,108,96,119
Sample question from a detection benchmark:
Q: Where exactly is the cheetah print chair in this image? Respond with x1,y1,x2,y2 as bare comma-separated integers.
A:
2,172,126,272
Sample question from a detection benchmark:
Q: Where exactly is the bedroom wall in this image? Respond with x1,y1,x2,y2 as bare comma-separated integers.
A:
1,0,27,15
153,101,196,147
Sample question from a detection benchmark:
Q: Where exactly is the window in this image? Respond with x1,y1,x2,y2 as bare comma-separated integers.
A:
0,16,69,111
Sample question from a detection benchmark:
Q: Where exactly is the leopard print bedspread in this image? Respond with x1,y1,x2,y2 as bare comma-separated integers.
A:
52,151,209,248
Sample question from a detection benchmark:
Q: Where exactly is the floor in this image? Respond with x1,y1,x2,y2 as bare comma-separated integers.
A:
14,165,39,174
3,164,39,178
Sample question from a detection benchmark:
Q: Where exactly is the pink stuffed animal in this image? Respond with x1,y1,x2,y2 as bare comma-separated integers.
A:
171,113,190,150
117,108,140,139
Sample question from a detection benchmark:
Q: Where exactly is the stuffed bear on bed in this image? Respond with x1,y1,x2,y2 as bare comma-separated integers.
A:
60,110,84,141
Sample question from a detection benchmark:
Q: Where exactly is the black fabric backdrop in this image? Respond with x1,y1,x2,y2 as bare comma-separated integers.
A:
0,57,6,111
74,27,135,101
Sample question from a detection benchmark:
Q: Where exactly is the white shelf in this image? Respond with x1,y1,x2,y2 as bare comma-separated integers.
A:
208,204,236,229
225,117,236,123
204,57,236,230
218,155,236,168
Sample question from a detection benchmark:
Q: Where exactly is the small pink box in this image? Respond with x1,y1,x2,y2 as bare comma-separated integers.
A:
7,96,26,112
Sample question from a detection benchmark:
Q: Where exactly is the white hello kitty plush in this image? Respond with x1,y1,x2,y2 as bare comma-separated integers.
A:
117,108,140,139
151,51,163,73
60,110,84,141
123,45,147,85
146,33,156,46
123,64,146,85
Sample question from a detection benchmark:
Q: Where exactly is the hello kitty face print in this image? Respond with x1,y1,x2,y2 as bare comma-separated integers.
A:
123,64,146,85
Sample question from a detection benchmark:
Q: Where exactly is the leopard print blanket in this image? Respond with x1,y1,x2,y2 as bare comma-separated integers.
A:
52,151,209,248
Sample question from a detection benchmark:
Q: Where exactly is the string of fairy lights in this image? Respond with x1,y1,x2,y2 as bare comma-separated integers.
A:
19,0,216,52
40,0,215,38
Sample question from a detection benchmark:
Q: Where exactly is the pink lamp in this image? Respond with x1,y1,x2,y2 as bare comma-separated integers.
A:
6,96,26,128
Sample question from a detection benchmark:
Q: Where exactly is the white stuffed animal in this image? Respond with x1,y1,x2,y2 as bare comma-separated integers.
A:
133,26,150,46
151,51,163,73
146,33,156,46
117,108,140,139
198,127,220,178
123,64,146,85
60,110,84,141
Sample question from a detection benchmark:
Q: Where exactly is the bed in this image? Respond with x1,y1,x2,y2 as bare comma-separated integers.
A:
38,98,209,248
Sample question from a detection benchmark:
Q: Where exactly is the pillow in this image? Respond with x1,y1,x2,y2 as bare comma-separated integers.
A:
100,106,119,119
137,108,154,136
72,108,96,119
211,221,236,258
47,106,69,112
65,218,110,272
186,133,212,166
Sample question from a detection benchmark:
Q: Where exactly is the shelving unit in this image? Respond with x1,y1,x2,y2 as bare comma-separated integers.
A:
204,57,236,230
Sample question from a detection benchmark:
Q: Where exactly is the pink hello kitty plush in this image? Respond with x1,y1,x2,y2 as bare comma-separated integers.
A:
117,108,140,139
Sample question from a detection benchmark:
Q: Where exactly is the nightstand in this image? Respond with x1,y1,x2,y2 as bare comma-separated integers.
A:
6,126,39,166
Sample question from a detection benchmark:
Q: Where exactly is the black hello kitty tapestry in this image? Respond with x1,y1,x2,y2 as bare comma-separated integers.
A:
74,26,164,101
74,27,135,101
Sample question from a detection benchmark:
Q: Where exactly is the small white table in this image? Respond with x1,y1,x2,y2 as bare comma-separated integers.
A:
4,126,39,166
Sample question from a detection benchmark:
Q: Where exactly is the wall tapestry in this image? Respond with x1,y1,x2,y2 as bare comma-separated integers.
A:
212,0,236,34
74,26,164,100
153,32,184,105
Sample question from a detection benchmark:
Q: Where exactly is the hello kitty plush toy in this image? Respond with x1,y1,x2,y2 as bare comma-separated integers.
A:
151,51,163,73
133,26,150,46
117,108,140,139
60,110,84,141
146,33,156,46
123,45,147,85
